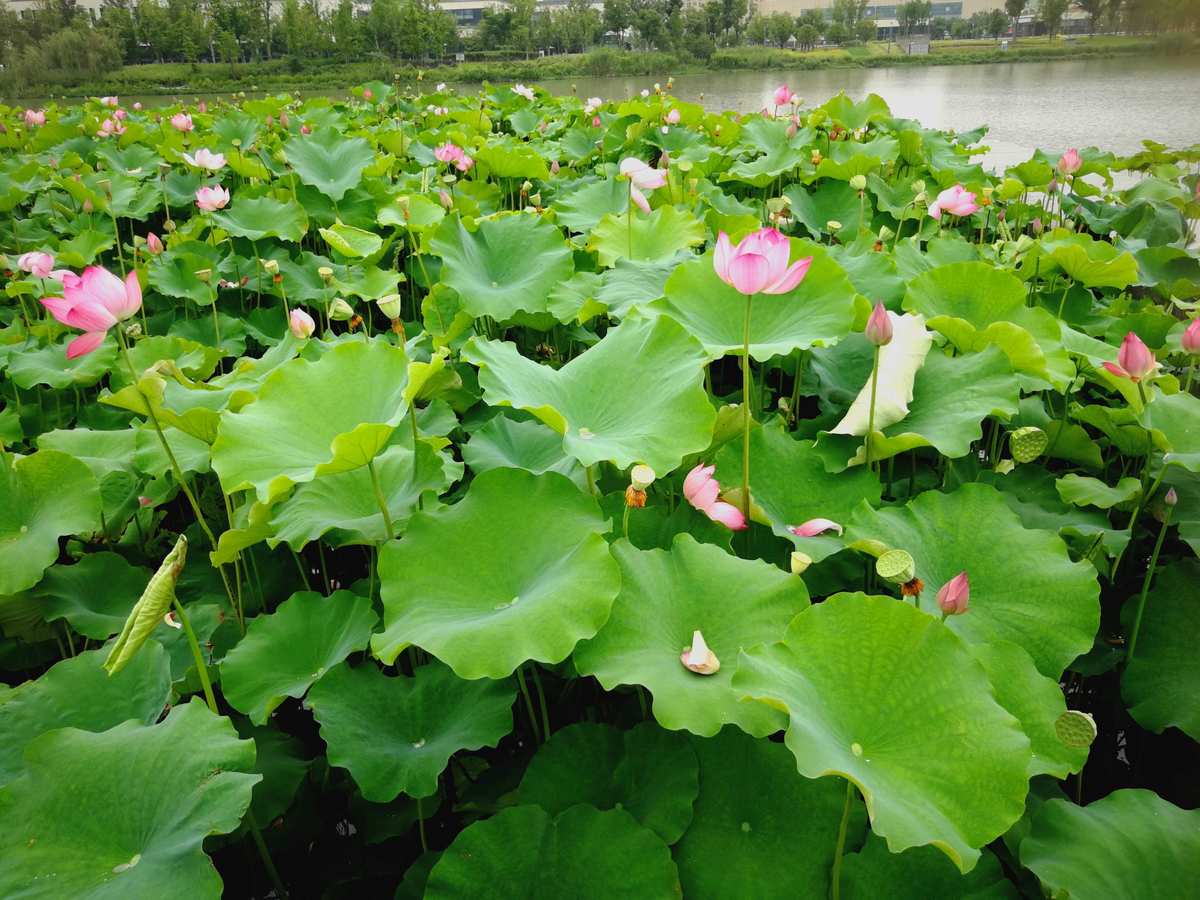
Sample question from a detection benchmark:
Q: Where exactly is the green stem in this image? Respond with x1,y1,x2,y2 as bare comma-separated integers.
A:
173,596,218,714
831,778,855,900
865,345,881,470
1055,278,1072,320
246,812,289,898
529,663,551,739
515,666,542,744
1185,361,1195,394
367,459,395,541
741,294,754,522
1125,506,1172,665
1111,463,1167,581
622,503,632,539
586,464,596,497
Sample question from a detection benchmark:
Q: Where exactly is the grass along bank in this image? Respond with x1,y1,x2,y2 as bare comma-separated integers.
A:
12,33,1181,101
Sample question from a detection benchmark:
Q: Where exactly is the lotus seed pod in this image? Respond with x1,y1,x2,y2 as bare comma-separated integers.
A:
876,549,916,585
849,174,867,192
376,293,403,320
262,258,279,274
1010,426,1048,463
1055,710,1097,749
630,464,656,491
826,220,843,232
318,266,334,283
104,536,188,675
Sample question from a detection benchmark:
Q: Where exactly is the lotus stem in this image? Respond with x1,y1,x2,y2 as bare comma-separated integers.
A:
1125,504,1172,666
831,778,855,900
173,596,218,714
529,663,552,738
515,665,542,744
1111,463,1167,580
1185,362,1194,394
865,345,881,471
741,294,754,522
367,458,395,541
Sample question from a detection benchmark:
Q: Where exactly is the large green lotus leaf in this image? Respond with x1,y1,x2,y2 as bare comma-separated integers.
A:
573,535,809,737
6,336,118,390
1149,391,1200,472
902,262,1072,389
785,180,866,240
474,142,550,180
842,833,1016,900
1038,232,1140,289
0,645,170,786
461,415,585,487
430,213,574,321
212,339,412,502
319,220,384,259
36,552,150,640
211,195,308,242
817,346,1021,470
424,804,680,899
307,660,513,802
372,468,620,677
220,590,377,724
675,727,865,900
553,176,628,233
968,641,1087,779
239,723,310,826
586,205,706,266
271,441,460,549
518,721,698,843
463,314,714,473
284,126,375,201
0,450,101,595
715,423,880,563
650,240,858,361
1122,559,1200,741
0,701,259,900
846,484,1099,677
35,428,137,481
733,592,1032,872
1020,791,1200,900
1055,473,1141,509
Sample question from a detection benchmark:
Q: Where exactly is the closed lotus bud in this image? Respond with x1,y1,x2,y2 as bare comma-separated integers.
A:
1031,217,1044,235
680,630,720,675
1010,426,1048,463
146,232,164,255
849,174,867,192
790,551,812,575
104,536,187,675
865,303,893,347
786,122,797,138
1165,487,1178,507
876,549,915,586
262,258,279,274
318,266,334,284
328,298,355,321
289,308,315,339
936,570,970,616
376,293,403,320
550,160,560,175
1181,319,1200,355
630,464,656,491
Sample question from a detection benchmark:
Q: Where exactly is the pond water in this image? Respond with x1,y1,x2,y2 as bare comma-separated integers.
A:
538,55,1200,171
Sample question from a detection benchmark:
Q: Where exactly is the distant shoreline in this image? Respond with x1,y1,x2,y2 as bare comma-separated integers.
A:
8,34,1190,103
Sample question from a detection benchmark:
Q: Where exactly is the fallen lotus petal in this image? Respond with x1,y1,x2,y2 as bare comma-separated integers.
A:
788,518,843,537
830,313,933,441
680,630,720,675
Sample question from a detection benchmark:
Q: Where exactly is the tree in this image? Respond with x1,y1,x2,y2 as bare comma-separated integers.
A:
332,0,358,57
768,10,794,45
796,22,819,47
796,8,824,33
898,0,931,33
854,17,876,40
826,20,849,42
603,0,633,37
1004,0,1026,36
1039,0,1068,37
984,8,1009,35
831,0,868,29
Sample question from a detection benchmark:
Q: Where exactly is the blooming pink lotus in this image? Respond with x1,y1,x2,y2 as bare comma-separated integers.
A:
17,251,55,278
713,228,812,296
40,265,142,359
584,97,602,115
773,84,791,107
182,148,226,171
513,84,535,101
100,96,118,108
114,109,127,121
683,464,746,530
936,570,970,616
619,157,667,214
1103,332,1157,383
96,118,125,138
787,518,843,537
928,185,978,220
665,108,681,125
145,232,164,255
434,142,463,164
1183,319,1200,355
455,153,474,173
195,185,231,212
1058,148,1082,176
170,112,194,132
133,102,143,111
24,109,45,127
289,308,316,339
363,88,374,101
865,302,893,346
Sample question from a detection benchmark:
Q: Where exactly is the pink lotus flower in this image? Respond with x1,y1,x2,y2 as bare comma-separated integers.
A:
713,228,812,296
619,157,667,214
512,83,535,101
434,142,463,163
865,302,893,346
170,112,194,132
550,160,560,175
195,185,230,211
584,97,602,115
363,88,374,101
133,102,143,111
100,96,118,107
592,115,601,127
1183,319,1200,355
683,464,746,530
455,154,474,173
665,108,681,125
439,189,453,209
773,84,791,107
114,109,127,121
17,251,55,278
280,112,289,129
145,232,164,255
182,148,226,171
24,109,45,127
787,518,843,537
198,101,208,113
936,570,970,616
1058,148,1082,176
1103,332,1157,383
50,269,81,289
928,184,978,220
39,265,142,359
96,118,125,138
300,124,312,135
289,308,315,339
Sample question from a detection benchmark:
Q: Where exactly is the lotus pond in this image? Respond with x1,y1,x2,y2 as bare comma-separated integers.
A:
1,84,1199,899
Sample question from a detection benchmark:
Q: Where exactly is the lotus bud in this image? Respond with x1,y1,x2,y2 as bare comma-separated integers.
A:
1010,426,1048,463
849,174,867,192
82,199,93,213
146,232,164,255
328,298,355,321
876,549,915,585
376,293,403,320
865,303,893,346
550,160,560,175
1055,710,1097,748
1031,217,1044,235
439,190,453,209
1165,487,1178,507
877,225,894,242
262,258,279,274
936,570,970,616
318,266,334,284
1047,178,1058,194
104,536,188,675
630,464,656,491
680,630,720,675
790,551,812,575
1103,332,1157,383
1182,319,1200,355
786,122,797,139
289,308,315,339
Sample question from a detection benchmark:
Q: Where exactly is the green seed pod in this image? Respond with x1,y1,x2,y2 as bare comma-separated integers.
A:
104,536,188,676
1054,710,1097,749
1010,426,1048,464
876,549,916,585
